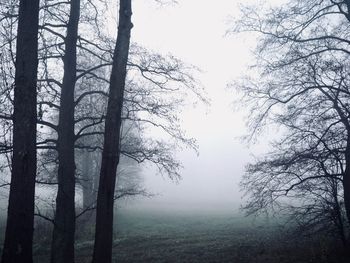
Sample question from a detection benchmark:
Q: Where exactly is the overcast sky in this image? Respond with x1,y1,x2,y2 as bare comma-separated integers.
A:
124,0,260,211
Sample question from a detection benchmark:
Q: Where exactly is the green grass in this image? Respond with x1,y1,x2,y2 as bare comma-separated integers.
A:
65,208,347,263
1,203,346,262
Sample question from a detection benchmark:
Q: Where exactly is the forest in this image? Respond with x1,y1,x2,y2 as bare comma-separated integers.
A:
1,0,350,262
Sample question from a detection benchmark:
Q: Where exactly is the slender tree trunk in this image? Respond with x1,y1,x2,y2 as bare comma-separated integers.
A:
81,150,96,221
80,98,99,221
1,1,39,262
51,1,80,262
76,150,97,239
92,1,133,262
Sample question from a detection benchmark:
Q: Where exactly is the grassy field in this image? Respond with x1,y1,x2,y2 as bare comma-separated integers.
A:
30,207,348,263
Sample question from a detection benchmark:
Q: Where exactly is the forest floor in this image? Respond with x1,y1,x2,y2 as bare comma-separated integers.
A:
31,207,349,263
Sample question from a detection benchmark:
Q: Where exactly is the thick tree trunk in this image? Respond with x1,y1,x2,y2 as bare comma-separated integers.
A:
343,164,350,256
92,1,133,262
1,0,39,262
331,179,347,245
50,1,80,262
343,140,350,248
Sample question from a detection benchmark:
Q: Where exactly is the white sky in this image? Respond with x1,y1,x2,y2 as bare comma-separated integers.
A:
125,0,260,211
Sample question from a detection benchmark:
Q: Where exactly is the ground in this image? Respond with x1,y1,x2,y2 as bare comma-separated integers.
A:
32,207,348,263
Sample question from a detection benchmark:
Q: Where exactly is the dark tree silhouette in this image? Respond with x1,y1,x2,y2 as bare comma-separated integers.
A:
0,2,205,262
50,1,80,262
233,0,350,237
92,0,133,262
1,0,40,262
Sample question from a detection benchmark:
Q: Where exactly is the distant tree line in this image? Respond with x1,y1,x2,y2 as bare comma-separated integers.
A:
0,0,205,262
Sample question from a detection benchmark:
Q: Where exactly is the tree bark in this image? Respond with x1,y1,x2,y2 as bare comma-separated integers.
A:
50,1,80,262
92,1,133,262
1,0,39,262
343,149,350,254
329,177,347,245
343,142,350,227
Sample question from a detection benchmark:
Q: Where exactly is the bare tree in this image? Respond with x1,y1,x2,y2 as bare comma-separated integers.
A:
92,0,133,262
232,0,350,237
50,1,81,262
1,0,40,262
0,2,205,262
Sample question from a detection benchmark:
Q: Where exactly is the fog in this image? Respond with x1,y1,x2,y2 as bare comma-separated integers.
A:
4,0,350,262
123,0,258,212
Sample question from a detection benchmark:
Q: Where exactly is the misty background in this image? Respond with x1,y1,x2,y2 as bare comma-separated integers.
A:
3,0,350,262
123,0,257,212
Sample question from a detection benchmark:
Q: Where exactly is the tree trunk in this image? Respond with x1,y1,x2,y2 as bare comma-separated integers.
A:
343,158,350,226
343,140,350,247
76,150,98,239
81,150,96,221
330,178,347,245
92,1,133,262
1,0,39,262
51,1,80,262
